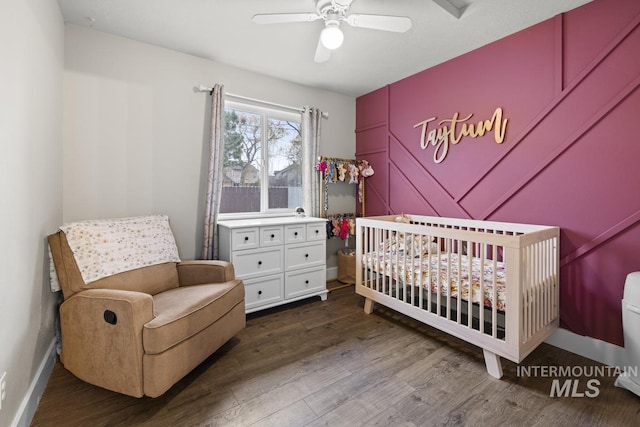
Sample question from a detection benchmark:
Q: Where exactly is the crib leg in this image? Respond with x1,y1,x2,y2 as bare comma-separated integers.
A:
363,298,375,314
483,349,503,379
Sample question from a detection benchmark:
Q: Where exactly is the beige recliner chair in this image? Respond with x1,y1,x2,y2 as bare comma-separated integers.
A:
48,215,245,398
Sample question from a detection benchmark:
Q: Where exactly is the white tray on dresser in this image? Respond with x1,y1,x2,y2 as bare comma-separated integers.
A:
218,216,327,313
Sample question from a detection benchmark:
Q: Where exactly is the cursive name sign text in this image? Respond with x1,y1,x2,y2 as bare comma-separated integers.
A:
413,107,508,163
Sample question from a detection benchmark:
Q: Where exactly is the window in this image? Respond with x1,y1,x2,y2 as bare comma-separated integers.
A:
220,100,302,215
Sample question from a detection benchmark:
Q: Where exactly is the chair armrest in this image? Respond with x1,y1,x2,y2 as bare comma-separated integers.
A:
59,288,154,397
177,260,236,286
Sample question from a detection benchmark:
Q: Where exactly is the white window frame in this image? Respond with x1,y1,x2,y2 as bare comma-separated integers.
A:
219,99,303,220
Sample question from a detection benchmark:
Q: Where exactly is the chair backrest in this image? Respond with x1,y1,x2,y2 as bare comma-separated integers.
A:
49,230,180,300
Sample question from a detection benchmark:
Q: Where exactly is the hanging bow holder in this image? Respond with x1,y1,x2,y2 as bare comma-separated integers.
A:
316,156,374,221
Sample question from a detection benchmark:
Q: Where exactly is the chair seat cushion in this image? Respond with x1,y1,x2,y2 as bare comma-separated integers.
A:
143,281,244,355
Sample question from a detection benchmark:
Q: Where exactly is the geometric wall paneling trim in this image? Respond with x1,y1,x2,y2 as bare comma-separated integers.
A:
356,86,388,129
388,141,471,219
554,15,563,95
355,0,640,346
560,209,640,268
542,87,640,347
461,17,640,220
462,31,640,219
355,124,388,154
358,151,389,209
388,164,435,216
562,0,640,88
361,184,387,216
559,257,622,342
553,82,640,270
477,75,640,222
559,221,640,345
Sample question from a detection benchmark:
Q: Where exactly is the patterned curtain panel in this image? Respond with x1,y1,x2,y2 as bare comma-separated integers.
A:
201,84,225,260
302,106,322,217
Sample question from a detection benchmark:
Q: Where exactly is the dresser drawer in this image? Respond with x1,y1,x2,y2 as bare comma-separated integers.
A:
231,227,259,251
244,274,284,311
233,247,283,279
285,241,325,271
284,224,306,243
285,267,326,299
260,225,284,247
306,222,326,241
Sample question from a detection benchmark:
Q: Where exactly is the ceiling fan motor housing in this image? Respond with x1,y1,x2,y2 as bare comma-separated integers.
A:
317,0,353,19
332,0,354,9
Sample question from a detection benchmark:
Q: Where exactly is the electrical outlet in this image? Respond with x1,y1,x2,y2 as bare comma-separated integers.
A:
0,371,6,411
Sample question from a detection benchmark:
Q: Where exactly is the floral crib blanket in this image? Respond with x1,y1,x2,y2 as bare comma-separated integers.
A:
363,251,507,311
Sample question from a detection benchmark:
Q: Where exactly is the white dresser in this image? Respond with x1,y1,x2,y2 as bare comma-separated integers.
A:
218,217,328,313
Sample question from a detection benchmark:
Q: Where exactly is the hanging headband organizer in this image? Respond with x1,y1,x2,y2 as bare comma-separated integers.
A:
317,157,373,289
316,156,374,219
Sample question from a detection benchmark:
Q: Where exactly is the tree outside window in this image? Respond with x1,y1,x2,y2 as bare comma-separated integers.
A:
220,102,302,214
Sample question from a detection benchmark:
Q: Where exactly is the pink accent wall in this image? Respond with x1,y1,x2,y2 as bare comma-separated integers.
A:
355,0,640,347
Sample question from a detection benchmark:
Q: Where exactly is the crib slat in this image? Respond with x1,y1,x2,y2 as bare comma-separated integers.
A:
364,225,369,289
492,244,498,339
522,246,534,340
445,238,451,320
524,245,531,340
375,227,380,293
545,240,550,324
377,227,382,294
372,226,377,292
427,239,433,314
466,240,472,330
409,232,415,305
480,243,486,334
535,241,541,332
397,230,402,301
456,239,462,325
418,232,422,308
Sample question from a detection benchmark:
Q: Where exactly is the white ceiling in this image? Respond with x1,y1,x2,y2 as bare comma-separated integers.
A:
57,0,593,97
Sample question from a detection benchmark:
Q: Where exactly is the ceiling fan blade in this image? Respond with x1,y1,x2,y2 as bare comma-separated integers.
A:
252,13,321,25
345,14,412,32
314,35,331,63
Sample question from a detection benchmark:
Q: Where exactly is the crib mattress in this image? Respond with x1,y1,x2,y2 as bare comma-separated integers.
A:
363,252,506,311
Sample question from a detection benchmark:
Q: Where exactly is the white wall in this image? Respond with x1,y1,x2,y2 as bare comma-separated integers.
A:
64,25,356,263
0,1,63,426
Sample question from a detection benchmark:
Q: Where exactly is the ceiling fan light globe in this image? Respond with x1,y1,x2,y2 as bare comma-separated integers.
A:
320,25,344,50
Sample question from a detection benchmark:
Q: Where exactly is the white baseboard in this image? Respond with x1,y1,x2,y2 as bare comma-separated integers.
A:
12,338,57,427
326,266,338,281
545,328,627,368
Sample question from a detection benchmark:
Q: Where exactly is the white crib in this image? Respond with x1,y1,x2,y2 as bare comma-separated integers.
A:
355,214,559,378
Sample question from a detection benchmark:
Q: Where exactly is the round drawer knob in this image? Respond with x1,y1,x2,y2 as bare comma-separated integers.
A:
305,280,309,284
294,232,298,236
258,261,262,265
244,236,249,241
315,230,319,234
258,290,262,295
271,234,275,238
305,254,309,258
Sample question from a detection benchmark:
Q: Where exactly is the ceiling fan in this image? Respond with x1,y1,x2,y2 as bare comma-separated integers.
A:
252,0,412,63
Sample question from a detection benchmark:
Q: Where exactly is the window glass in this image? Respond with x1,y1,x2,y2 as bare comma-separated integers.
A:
220,102,302,215
267,117,302,209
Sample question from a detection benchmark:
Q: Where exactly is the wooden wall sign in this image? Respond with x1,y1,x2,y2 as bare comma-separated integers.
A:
413,107,508,163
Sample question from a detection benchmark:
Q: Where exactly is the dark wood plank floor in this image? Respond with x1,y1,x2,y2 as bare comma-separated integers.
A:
31,286,640,426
